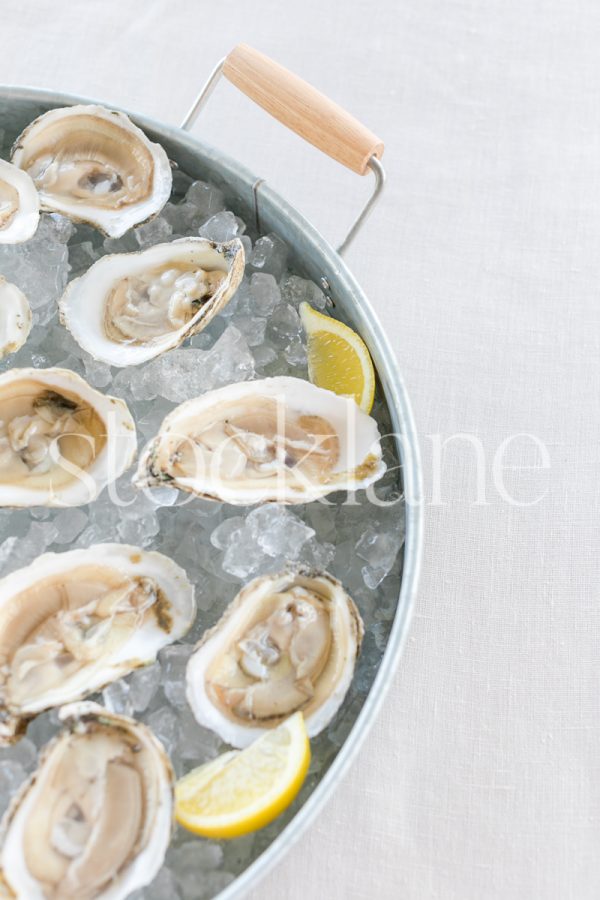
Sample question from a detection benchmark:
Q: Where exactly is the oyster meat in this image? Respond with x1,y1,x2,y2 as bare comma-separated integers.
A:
0,368,136,507
59,237,245,366
0,158,39,244
0,279,31,359
11,105,171,238
0,702,174,900
186,566,364,747
0,544,195,743
135,376,385,504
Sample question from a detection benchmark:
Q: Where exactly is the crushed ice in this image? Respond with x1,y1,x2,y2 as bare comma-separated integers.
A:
0,146,405,897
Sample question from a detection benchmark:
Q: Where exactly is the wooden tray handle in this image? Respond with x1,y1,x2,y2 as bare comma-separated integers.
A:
222,44,384,176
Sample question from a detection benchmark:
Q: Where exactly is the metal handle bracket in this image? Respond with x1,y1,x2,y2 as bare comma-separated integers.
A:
180,50,385,256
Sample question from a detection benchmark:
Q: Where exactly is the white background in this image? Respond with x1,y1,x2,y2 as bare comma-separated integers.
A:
1,2,597,898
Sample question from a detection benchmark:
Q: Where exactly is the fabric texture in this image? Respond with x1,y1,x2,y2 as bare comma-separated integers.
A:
1,1,596,897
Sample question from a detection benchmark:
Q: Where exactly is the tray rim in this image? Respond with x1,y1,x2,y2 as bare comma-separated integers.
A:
0,84,424,899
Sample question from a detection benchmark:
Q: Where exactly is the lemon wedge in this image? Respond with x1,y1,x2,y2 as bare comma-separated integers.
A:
175,712,311,839
299,301,376,413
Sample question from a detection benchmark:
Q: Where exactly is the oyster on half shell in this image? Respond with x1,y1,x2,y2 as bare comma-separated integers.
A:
186,566,364,747
0,544,195,743
0,158,39,244
11,105,172,238
0,279,31,359
0,702,174,900
59,238,245,367
135,376,385,504
0,368,136,507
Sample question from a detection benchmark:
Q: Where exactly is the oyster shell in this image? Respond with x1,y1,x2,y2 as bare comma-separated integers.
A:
186,566,364,747
0,702,174,900
0,158,39,244
0,543,195,743
0,368,136,507
135,376,385,504
59,238,245,367
11,105,172,238
0,279,31,358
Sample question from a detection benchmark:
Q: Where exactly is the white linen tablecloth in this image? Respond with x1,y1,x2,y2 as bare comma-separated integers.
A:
1,1,597,897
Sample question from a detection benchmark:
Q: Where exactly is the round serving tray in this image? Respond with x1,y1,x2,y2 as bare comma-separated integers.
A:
0,69,422,899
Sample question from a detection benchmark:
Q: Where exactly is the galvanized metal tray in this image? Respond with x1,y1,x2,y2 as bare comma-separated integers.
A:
0,47,422,898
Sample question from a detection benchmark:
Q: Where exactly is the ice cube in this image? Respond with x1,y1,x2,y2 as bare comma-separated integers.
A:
26,709,60,749
112,366,155,403
29,353,49,369
29,507,49,521
146,706,181,757
45,323,81,358
281,273,329,310
1,737,37,773
102,680,133,717
117,518,160,547
300,537,336,570
231,313,267,347
68,240,100,277
240,234,253,257
160,201,197,234
82,355,112,388
252,342,278,371
0,218,70,309
128,663,162,713
268,303,302,344
146,486,179,508
194,872,236,899
33,302,58,327
247,233,288,280
134,217,173,249
198,211,243,242
188,329,216,350
43,213,75,244
331,538,360,585
26,521,58,557
0,760,27,815
247,505,315,559
185,180,225,221
371,620,389,651
51,508,88,544
160,644,193,710
117,491,160,547
284,336,308,368
222,532,261,580
144,866,181,900
0,536,18,574
171,168,194,197
169,842,224,899
236,273,281,317
356,520,404,588
73,524,102,548
305,503,338,542
177,706,222,762
103,231,139,254
210,516,246,550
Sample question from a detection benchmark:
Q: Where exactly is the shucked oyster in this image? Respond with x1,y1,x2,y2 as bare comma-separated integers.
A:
0,544,195,743
11,105,171,238
0,368,136,507
0,158,39,244
135,376,385,505
187,566,364,747
59,238,245,367
0,702,174,900
0,279,31,359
